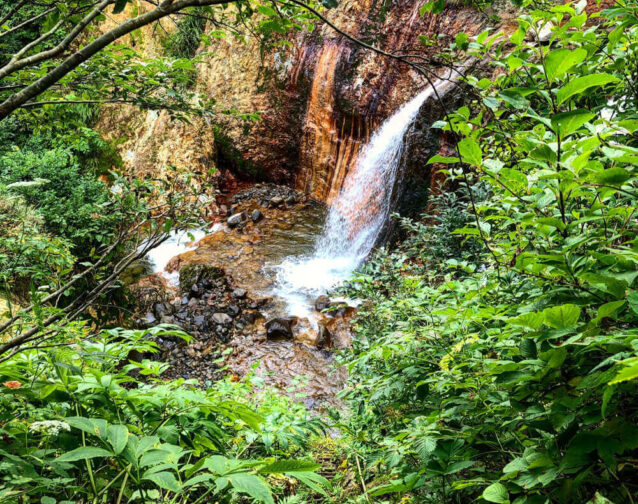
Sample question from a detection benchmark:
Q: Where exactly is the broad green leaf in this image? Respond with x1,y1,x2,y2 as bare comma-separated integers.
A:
556,74,620,105
288,471,332,496
609,359,638,384
259,460,319,474
594,167,631,185
107,425,128,455
551,109,594,138
509,312,544,330
427,154,460,165
482,482,509,503
143,471,182,493
544,304,581,329
596,300,625,321
458,138,482,166
228,474,274,504
545,48,587,82
628,290,638,316
520,339,538,359
56,447,112,462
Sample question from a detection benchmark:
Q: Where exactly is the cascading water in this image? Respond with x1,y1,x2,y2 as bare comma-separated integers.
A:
271,76,455,317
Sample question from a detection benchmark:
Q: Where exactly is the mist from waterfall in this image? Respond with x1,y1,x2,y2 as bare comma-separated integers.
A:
271,77,454,317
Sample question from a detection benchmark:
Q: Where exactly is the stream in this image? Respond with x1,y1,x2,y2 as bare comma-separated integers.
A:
141,77,454,405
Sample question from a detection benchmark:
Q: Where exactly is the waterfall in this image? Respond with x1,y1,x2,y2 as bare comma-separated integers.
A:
271,76,455,317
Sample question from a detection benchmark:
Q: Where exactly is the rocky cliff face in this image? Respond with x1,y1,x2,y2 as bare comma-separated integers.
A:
98,1,498,203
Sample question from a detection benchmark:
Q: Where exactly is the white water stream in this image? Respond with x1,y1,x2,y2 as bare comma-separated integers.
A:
270,77,454,317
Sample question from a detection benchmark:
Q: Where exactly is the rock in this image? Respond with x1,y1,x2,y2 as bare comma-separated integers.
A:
212,312,233,326
241,311,261,324
317,325,332,349
285,195,296,205
179,264,224,292
144,312,157,325
232,288,247,299
270,196,284,206
153,302,170,318
314,295,331,312
219,204,228,215
190,283,200,296
228,304,241,317
160,315,175,325
227,212,244,227
193,315,205,328
265,317,296,340
251,209,263,223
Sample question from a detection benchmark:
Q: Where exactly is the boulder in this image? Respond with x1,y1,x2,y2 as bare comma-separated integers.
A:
265,317,296,340
316,325,332,349
227,212,245,227
314,295,331,312
251,209,263,223
212,312,233,326
232,288,247,299
179,264,225,293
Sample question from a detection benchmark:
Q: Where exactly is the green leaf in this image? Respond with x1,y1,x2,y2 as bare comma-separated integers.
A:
594,167,631,185
520,339,538,359
556,73,620,105
288,471,331,496
609,359,638,384
544,48,587,82
112,0,129,14
427,154,460,165
543,304,581,329
107,425,129,455
257,5,277,17
143,471,182,493
508,312,544,330
596,300,625,321
228,474,274,504
259,460,320,474
458,138,482,166
482,482,509,503
56,447,112,462
628,290,638,316
551,109,595,138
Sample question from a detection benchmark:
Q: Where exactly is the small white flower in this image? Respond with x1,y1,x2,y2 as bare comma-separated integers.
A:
29,420,71,435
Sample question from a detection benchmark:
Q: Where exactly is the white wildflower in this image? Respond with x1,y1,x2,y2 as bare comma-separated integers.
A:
29,420,71,435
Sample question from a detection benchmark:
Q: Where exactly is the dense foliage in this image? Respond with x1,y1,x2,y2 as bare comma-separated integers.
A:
0,326,329,503
332,2,638,503
3,0,638,503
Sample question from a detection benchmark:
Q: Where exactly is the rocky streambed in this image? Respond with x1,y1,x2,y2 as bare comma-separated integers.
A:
130,183,357,407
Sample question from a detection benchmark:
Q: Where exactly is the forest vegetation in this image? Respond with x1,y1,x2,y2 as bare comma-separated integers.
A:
1,0,637,503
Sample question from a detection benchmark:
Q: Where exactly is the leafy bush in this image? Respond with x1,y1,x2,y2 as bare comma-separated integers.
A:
334,2,638,503
0,147,120,256
0,193,74,298
0,326,330,503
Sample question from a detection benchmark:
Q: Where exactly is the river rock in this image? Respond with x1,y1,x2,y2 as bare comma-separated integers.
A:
314,295,331,312
227,212,245,227
179,264,225,292
251,209,263,223
212,312,233,326
265,317,296,340
270,196,284,207
193,315,205,328
317,325,331,349
232,288,247,299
